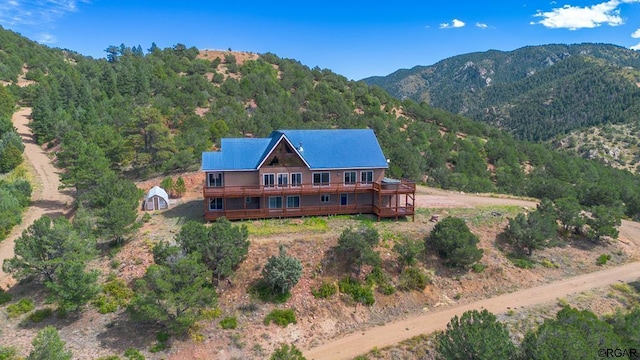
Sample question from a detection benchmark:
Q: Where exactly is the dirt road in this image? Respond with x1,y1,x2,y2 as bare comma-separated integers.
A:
305,188,640,360
304,261,640,360
0,108,73,289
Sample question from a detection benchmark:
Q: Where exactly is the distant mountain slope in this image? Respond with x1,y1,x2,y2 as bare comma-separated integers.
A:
364,43,640,141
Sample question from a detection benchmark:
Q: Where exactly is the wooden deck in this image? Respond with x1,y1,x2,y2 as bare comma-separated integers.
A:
203,179,416,221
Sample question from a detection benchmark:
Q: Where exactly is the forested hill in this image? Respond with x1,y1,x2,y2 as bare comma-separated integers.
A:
363,43,640,141
3,26,640,222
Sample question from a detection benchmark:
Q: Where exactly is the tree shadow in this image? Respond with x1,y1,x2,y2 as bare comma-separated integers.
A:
159,199,204,225
95,311,162,354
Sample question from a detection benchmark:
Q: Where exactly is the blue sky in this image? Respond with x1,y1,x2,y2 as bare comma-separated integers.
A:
1,1,639,80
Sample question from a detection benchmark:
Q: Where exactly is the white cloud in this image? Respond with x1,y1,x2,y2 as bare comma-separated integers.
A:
631,42,640,50
0,1,89,30
533,0,640,30
36,32,56,44
632,28,640,38
440,19,466,29
476,22,488,29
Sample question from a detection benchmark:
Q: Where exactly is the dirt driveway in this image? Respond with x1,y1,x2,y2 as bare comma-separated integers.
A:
0,108,73,289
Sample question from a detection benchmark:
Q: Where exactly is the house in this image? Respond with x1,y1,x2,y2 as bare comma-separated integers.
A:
201,129,415,221
143,186,169,211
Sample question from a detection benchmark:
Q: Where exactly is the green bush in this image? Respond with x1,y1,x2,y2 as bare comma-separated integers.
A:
471,263,487,273
124,348,145,360
28,308,53,323
149,331,170,353
597,254,611,266
398,267,430,291
264,308,296,327
7,298,34,318
219,316,238,329
0,287,12,305
509,255,535,269
311,280,337,299
338,277,375,306
93,277,133,314
378,283,396,295
249,280,291,303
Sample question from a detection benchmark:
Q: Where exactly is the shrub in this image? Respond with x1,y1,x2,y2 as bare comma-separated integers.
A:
312,280,337,299
427,217,483,268
28,308,53,323
270,343,306,360
471,263,487,273
150,331,170,353
398,267,430,291
124,348,145,360
7,298,34,318
264,308,296,327
378,283,396,295
0,287,12,305
597,254,611,266
508,255,535,269
338,277,375,306
220,316,238,329
93,277,133,314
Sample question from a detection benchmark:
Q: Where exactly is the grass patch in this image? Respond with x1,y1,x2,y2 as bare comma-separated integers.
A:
398,267,430,291
597,254,611,266
417,205,522,226
243,217,328,236
7,298,34,318
507,254,535,269
338,277,375,306
219,316,238,330
264,308,296,327
249,280,291,304
312,280,338,299
471,263,487,273
27,308,53,323
93,276,133,314
150,331,170,353
0,287,12,305
540,259,559,269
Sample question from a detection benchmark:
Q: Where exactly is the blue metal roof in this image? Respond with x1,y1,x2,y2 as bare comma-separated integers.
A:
201,129,388,171
274,129,388,169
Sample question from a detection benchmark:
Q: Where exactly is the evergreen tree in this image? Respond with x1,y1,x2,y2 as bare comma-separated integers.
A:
262,245,303,294
27,326,72,360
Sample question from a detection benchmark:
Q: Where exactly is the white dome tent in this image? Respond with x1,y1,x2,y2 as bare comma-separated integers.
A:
143,186,169,211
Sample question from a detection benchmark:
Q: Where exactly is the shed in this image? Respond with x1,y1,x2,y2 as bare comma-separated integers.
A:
144,186,169,211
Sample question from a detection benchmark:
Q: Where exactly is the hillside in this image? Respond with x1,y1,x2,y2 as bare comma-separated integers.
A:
3,27,640,360
364,43,640,141
552,122,640,173
1,27,640,218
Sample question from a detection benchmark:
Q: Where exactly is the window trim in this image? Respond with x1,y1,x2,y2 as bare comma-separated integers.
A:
208,172,224,187
286,195,300,208
291,172,302,187
277,173,289,187
360,170,374,184
344,171,357,185
313,172,330,187
268,196,283,209
320,194,330,203
263,173,275,188
208,197,223,211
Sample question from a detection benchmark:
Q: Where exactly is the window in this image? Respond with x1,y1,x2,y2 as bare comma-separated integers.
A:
344,171,357,185
361,170,373,184
208,198,223,211
313,172,330,186
320,194,330,203
245,197,252,203
291,173,302,187
263,173,275,188
286,196,300,208
208,173,223,187
277,173,288,187
268,196,283,209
